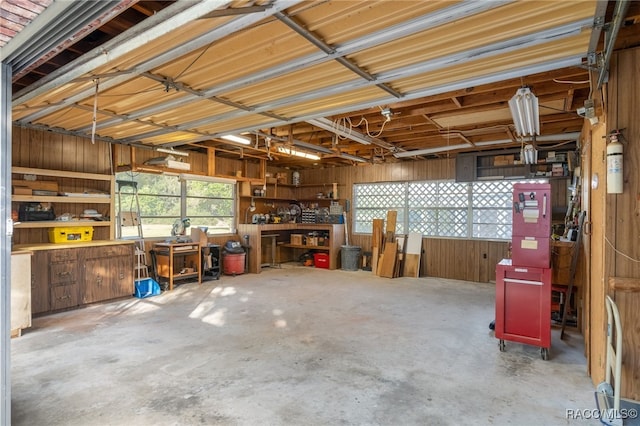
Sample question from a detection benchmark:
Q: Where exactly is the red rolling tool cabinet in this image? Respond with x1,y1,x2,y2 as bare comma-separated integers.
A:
495,259,552,360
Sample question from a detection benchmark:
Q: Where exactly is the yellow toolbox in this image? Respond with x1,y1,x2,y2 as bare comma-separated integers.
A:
48,226,94,243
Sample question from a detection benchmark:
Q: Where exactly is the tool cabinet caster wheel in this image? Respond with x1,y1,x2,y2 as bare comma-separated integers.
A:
541,348,550,360
499,340,505,352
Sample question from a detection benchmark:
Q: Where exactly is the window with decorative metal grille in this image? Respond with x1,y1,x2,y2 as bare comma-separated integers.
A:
354,180,513,240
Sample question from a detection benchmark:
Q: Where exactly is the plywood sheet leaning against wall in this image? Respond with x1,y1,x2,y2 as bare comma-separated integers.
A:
403,232,422,278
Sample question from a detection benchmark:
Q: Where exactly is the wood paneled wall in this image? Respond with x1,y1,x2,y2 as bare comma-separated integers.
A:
295,158,509,282
597,47,640,399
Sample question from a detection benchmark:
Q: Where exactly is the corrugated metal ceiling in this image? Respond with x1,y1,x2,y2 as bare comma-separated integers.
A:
5,0,635,167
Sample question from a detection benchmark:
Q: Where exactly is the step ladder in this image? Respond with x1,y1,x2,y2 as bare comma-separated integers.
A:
117,180,149,280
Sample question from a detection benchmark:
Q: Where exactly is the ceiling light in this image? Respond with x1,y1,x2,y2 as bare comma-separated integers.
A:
221,134,251,145
393,143,472,158
277,146,321,160
340,153,368,163
156,147,189,157
509,87,539,137
307,118,372,145
473,139,512,147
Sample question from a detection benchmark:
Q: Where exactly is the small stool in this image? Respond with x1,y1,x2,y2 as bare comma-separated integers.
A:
261,234,280,268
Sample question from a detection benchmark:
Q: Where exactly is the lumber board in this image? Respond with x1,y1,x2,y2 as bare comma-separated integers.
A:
609,276,640,292
385,210,397,234
379,242,398,278
372,218,384,273
371,246,379,275
403,254,420,278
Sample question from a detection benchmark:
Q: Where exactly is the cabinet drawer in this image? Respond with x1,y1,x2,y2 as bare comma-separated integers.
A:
49,249,78,263
84,244,133,259
50,284,79,311
50,261,78,286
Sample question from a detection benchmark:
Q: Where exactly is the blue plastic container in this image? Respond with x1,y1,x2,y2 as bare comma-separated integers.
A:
135,278,161,298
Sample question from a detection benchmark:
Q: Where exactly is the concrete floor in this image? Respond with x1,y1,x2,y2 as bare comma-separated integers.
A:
11,265,597,425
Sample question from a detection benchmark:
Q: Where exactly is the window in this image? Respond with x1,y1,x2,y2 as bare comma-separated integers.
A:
116,172,235,238
354,180,514,240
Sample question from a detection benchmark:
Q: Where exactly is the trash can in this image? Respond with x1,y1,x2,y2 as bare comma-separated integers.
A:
341,245,361,271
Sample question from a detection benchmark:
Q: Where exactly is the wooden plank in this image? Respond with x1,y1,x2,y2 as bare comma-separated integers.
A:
376,252,384,276
385,210,397,243
371,218,384,273
403,254,420,278
379,242,397,278
372,246,379,275
609,277,640,292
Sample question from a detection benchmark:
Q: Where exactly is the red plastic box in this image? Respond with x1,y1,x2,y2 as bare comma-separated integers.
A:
313,252,330,269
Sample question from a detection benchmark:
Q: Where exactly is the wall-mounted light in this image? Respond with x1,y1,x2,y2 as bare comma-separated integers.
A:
157,147,189,157
277,146,321,160
222,134,251,145
509,87,539,137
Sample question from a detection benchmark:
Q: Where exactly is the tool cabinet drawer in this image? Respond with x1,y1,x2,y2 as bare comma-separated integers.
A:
49,249,78,263
49,262,78,286
50,284,79,311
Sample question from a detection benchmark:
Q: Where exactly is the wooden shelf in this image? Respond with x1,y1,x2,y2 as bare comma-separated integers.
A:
14,220,111,229
281,243,330,250
12,167,112,181
12,167,116,243
12,195,111,203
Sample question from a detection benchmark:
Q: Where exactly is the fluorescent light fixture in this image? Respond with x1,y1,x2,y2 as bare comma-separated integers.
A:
277,146,321,160
509,87,539,137
156,147,189,157
307,118,372,145
221,134,251,145
473,139,513,147
340,153,368,163
393,143,471,158
473,133,581,147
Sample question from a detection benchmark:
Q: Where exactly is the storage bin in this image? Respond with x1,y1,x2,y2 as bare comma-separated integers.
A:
48,226,94,243
313,252,330,269
290,234,303,245
135,278,161,298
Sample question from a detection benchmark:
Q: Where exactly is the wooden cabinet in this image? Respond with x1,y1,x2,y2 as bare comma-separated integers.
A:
11,167,115,245
16,241,134,315
30,250,50,314
48,249,79,311
82,249,133,304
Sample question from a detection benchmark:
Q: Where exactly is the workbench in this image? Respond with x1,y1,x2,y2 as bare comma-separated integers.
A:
237,224,345,273
152,242,202,290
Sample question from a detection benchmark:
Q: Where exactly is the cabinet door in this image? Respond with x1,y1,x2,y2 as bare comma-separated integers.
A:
31,251,50,314
82,257,113,304
111,255,134,298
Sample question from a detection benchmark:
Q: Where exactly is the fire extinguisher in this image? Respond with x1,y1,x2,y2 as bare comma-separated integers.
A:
606,129,623,194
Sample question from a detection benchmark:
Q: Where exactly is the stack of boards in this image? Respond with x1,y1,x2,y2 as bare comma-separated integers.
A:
371,211,422,278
